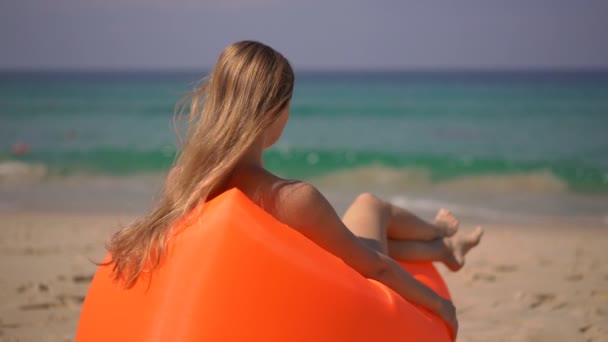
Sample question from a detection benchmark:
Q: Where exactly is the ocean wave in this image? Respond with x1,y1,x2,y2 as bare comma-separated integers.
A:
265,149,607,193
388,196,510,221
433,170,568,193
3,147,607,193
0,161,48,184
311,166,433,191
311,166,569,194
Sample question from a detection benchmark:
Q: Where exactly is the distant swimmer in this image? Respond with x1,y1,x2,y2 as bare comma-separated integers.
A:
11,143,31,155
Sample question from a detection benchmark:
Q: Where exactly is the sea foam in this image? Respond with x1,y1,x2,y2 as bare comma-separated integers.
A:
0,161,48,184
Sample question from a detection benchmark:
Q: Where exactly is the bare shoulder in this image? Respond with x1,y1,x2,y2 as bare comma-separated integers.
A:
271,180,337,232
229,167,337,233
277,181,326,209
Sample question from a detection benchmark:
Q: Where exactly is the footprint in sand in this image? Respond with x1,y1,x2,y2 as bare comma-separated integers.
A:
494,264,517,273
57,294,86,307
472,272,497,282
528,293,556,309
565,273,584,282
514,292,558,309
591,289,608,300
16,282,49,294
551,302,568,310
537,257,552,267
0,322,20,329
579,324,592,333
19,294,85,311
73,274,94,283
16,283,32,294
23,246,60,256
19,302,58,310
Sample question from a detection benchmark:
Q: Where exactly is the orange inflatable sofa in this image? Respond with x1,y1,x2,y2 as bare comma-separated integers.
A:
77,188,451,341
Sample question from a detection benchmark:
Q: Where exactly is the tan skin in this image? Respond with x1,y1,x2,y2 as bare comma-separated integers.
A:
198,105,483,340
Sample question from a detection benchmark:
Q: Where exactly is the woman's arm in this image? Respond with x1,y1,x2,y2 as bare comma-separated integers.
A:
273,182,457,338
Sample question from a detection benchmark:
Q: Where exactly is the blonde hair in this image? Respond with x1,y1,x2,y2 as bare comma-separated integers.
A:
106,41,294,287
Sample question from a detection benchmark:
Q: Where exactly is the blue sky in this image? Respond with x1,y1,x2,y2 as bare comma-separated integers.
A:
1,0,607,70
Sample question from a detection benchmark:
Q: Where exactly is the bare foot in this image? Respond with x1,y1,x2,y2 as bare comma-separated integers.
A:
434,209,459,237
442,226,484,271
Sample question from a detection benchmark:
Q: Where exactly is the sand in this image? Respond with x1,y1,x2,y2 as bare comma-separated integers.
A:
0,209,607,341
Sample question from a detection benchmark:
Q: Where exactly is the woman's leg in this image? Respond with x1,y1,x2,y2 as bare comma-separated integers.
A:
388,227,483,271
387,206,459,241
341,193,391,254
340,193,457,251
342,193,483,271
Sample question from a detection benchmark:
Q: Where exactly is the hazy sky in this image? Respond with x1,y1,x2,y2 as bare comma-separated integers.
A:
1,0,607,70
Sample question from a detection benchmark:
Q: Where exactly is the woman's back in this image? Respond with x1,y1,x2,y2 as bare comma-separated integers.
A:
219,165,307,226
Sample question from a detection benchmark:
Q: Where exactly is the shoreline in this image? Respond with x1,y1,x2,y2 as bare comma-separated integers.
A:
2,171,607,225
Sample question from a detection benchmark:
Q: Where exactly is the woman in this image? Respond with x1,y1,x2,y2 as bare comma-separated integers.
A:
107,40,483,338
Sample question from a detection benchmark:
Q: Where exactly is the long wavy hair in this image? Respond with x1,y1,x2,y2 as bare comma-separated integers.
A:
106,41,295,287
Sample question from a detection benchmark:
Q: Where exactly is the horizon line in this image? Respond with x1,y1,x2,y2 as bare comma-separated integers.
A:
2,66,608,73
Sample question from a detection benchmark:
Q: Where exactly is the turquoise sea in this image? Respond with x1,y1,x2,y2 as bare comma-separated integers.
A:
2,70,608,219
2,70,608,194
